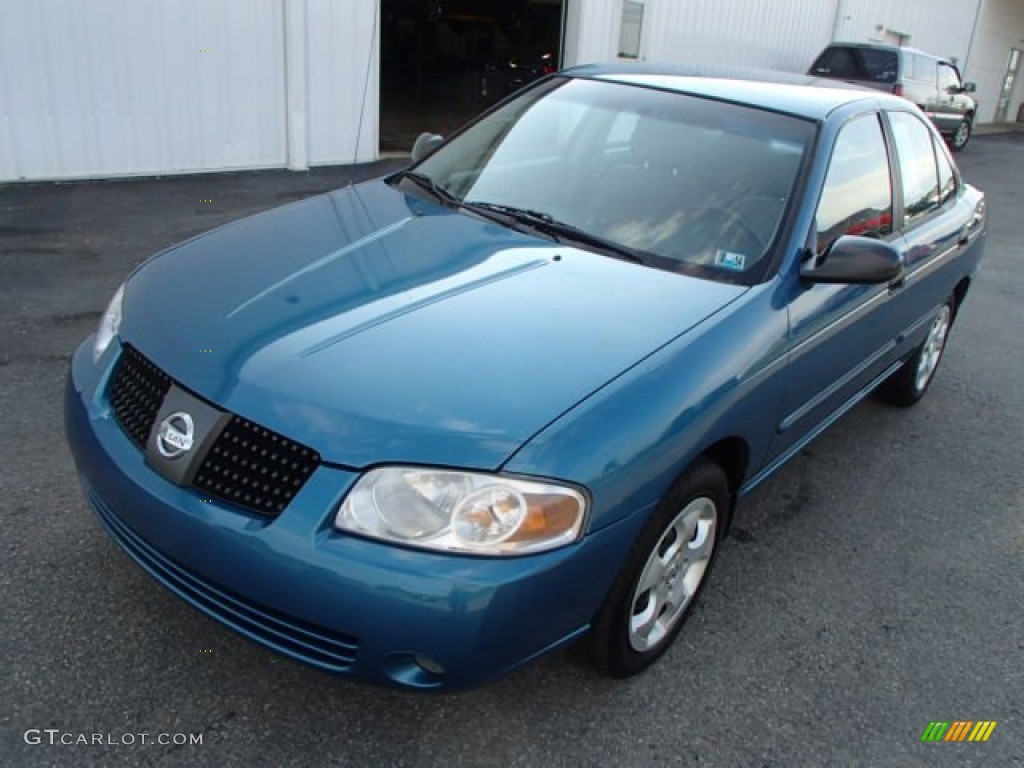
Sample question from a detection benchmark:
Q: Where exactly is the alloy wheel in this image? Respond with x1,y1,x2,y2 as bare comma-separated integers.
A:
915,304,952,393
628,497,717,652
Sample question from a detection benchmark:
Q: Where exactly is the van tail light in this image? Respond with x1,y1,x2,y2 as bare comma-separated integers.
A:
893,84,904,98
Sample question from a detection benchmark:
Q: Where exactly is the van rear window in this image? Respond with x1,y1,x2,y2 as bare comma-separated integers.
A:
811,47,898,84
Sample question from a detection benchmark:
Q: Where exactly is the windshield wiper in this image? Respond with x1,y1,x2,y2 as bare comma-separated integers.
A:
463,201,556,224
391,170,460,207
466,201,645,264
392,181,646,265
391,175,540,230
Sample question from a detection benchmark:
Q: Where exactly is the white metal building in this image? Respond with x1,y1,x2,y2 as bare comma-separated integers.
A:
2,0,1022,181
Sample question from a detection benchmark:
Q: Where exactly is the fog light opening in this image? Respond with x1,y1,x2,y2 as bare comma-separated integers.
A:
414,655,446,676
382,652,448,688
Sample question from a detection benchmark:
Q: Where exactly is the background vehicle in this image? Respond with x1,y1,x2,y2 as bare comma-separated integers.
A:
809,42,978,151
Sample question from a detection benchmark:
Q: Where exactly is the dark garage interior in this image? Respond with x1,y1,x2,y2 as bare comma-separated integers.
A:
380,0,565,152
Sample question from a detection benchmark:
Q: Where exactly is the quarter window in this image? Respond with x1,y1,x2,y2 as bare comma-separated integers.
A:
934,137,957,205
815,114,893,254
889,112,940,224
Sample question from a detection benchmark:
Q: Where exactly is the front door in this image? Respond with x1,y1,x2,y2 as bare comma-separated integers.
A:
772,112,901,460
935,61,967,133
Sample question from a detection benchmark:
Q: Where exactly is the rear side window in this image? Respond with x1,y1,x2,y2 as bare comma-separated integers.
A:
860,49,900,83
889,112,940,224
815,114,893,254
811,47,898,84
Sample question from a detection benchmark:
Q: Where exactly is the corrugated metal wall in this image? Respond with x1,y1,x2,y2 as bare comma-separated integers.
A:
643,0,837,72
564,0,839,70
563,0,621,66
833,0,980,65
0,0,288,181
306,0,379,166
3,0,1018,181
566,0,994,79
0,0,380,181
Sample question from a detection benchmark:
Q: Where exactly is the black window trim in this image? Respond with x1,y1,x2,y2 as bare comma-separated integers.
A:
937,61,963,91
932,133,959,208
881,108,953,233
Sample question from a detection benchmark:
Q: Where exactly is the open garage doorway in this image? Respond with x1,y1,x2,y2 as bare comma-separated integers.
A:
380,0,566,153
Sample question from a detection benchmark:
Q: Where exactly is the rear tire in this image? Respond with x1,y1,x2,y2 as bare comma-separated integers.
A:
589,458,728,678
876,299,955,407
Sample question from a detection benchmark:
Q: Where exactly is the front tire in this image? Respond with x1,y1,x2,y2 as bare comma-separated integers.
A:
876,299,954,407
951,118,972,152
590,459,728,678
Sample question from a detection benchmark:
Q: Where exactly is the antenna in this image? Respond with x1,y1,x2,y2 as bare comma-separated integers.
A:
351,1,381,184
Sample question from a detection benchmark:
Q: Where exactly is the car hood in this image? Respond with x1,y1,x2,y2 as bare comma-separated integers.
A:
121,180,746,469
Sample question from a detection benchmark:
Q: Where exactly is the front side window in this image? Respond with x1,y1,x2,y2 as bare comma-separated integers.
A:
938,63,961,92
888,111,940,224
815,114,893,254
414,77,814,282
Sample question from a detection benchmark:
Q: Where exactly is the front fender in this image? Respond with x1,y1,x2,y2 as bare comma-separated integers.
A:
503,281,789,534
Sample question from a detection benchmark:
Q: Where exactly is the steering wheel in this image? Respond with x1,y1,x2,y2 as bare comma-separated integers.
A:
700,205,767,255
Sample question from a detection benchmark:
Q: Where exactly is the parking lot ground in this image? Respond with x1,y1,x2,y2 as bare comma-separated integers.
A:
2,137,1022,767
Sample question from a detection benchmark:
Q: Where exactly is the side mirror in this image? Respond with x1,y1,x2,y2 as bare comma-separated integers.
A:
962,82,977,93
800,236,903,284
411,132,444,163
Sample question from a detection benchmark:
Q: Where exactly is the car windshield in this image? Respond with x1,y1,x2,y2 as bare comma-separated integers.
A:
410,77,814,282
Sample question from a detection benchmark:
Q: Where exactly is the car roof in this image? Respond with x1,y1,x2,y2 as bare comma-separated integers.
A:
561,62,890,121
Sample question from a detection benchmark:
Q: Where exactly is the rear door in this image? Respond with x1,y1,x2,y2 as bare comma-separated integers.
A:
884,111,973,337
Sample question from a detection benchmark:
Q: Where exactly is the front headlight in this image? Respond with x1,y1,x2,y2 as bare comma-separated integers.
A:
92,283,125,362
335,467,587,555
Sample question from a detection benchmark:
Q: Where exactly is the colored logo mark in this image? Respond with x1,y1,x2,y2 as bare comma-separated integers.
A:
921,721,997,742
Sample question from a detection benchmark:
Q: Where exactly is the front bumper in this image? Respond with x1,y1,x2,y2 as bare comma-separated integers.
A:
65,340,637,689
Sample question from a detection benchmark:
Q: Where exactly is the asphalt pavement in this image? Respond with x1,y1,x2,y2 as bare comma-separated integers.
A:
2,138,1022,768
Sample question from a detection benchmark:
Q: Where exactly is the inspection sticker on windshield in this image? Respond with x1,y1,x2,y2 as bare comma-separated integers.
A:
715,249,746,271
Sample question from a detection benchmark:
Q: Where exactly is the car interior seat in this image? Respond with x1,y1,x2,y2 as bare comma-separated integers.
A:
585,117,699,254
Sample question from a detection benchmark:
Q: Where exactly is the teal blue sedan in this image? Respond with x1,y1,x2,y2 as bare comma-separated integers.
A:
66,64,986,689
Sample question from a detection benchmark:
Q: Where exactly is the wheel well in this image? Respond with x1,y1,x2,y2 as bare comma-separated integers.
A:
953,277,971,317
701,437,749,528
